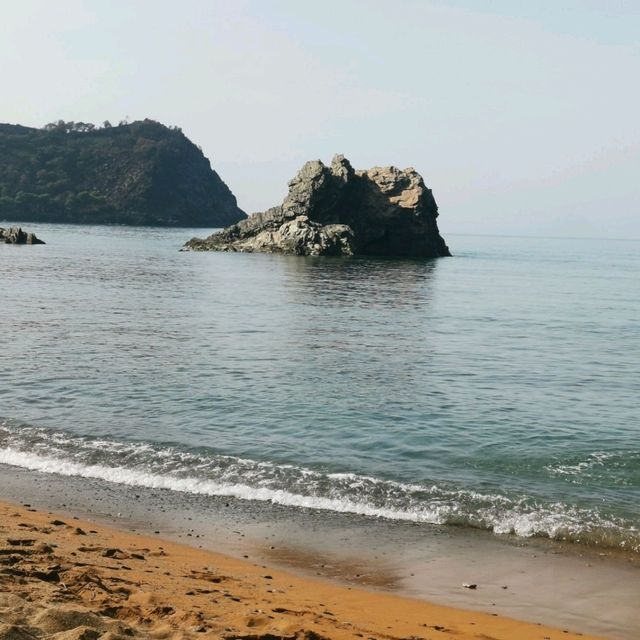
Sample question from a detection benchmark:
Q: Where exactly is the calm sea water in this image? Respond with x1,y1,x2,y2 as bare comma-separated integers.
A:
1,224,638,553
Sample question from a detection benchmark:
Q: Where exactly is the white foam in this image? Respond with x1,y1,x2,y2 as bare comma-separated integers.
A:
546,451,617,477
0,435,636,552
0,446,447,523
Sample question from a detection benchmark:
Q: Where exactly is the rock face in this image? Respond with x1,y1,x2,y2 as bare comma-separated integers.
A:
0,226,45,244
0,120,245,227
184,155,450,257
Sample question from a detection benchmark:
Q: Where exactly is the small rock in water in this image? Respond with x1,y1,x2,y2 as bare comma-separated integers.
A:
0,227,45,244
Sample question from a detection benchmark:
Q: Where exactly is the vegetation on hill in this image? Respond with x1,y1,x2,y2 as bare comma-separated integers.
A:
0,119,245,226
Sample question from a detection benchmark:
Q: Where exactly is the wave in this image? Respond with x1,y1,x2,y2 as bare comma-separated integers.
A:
0,420,637,553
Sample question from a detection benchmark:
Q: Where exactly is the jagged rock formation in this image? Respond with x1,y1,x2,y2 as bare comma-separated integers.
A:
184,155,450,257
0,120,245,227
0,226,45,244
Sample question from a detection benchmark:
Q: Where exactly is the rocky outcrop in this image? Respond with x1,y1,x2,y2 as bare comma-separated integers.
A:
0,226,45,244
184,155,450,257
0,120,245,227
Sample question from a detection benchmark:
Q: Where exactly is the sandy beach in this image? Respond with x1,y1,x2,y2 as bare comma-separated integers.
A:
0,499,605,640
3,2,640,638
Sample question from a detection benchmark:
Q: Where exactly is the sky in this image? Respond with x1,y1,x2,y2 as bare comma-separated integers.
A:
1,0,639,238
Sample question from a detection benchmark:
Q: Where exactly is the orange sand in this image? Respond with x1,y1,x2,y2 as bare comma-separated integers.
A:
0,500,604,640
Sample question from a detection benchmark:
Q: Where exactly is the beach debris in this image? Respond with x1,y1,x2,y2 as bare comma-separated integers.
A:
462,583,478,589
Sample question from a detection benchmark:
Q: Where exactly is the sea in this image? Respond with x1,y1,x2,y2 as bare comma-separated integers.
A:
1,223,639,559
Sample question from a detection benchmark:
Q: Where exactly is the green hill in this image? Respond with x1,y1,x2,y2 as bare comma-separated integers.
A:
0,119,245,227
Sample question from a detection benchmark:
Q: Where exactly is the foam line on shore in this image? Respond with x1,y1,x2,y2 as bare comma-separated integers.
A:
0,435,637,553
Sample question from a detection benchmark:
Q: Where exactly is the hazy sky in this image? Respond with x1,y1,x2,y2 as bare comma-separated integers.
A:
1,0,639,237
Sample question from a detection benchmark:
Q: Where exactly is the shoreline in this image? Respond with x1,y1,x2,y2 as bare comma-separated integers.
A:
1,464,639,639
0,497,608,640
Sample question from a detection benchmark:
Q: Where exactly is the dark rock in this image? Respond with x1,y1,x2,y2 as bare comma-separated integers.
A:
101,548,128,560
0,227,45,245
0,119,245,227
31,569,60,582
184,154,450,258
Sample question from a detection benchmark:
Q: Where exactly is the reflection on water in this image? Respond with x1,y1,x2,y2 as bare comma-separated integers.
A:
280,254,439,310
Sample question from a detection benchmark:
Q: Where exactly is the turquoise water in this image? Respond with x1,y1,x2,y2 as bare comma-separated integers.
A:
1,224,638,552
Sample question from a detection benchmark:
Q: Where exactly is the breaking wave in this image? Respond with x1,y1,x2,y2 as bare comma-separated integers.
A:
0,420,637,553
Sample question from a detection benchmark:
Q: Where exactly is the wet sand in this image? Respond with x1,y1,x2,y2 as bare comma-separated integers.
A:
2,466,638,639
2,464,640,639
0,499,608,640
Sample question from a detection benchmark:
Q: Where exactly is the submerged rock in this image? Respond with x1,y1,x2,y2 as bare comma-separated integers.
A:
0,226,45,244
184,155,450,257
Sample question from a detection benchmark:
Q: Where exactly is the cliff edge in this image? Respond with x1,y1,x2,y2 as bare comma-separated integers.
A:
0,120,245,227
